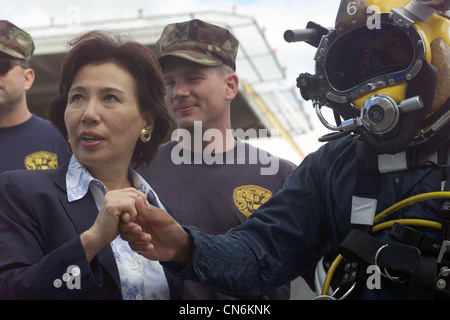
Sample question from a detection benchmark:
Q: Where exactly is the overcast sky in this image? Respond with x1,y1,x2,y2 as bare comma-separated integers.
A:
3,1,339,163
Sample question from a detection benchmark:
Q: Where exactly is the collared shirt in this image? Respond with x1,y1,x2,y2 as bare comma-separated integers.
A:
66,155,170,300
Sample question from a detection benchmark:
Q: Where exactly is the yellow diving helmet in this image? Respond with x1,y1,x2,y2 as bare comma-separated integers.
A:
288,0,450,153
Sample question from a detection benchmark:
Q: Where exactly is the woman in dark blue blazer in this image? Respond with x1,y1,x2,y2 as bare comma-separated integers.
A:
0,31,182,299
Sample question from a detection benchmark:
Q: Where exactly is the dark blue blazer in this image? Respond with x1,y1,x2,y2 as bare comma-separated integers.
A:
0,162,182,299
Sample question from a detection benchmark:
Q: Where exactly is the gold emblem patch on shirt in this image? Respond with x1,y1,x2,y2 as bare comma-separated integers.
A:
24,151,58,170
233,185,272,217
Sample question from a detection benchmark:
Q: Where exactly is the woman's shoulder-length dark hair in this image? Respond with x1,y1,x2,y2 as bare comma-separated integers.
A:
48,30,170,169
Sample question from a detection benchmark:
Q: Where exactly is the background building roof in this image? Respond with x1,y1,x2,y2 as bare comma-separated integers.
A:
26,11,317,160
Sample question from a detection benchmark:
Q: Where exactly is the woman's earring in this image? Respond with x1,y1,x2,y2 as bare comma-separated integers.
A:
140,129,152,143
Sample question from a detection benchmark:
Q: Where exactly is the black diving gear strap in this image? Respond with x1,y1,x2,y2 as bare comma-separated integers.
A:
339,229,421,274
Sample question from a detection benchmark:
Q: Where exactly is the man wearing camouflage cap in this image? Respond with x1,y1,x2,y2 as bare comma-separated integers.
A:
156,18,238,71
0,20,70,173
138,19,296,300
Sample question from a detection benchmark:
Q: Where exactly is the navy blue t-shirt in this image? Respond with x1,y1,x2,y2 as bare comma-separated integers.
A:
138,139,297,300
0,115,71,174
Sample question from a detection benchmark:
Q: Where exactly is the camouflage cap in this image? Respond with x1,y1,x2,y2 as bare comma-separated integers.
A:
157,19,239,71
0,20,35,62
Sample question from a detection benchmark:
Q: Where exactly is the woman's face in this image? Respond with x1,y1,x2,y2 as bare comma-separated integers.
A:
64,61,150,174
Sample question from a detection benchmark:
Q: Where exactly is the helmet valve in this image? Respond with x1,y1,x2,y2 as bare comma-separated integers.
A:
362,95,423,135
314,94,423,138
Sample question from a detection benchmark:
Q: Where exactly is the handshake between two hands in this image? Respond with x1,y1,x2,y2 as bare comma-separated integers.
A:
82,188,192,266
120,192,192,266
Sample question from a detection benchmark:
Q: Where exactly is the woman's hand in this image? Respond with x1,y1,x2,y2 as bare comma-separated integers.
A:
80,188,147,262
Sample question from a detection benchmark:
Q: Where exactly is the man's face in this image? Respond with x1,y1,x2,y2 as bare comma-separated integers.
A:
0,56,30,110
357,27,414,81
162,57,232,132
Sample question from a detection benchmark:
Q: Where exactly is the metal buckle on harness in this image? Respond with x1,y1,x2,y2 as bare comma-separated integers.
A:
375,244,406,283
437,240,450,264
